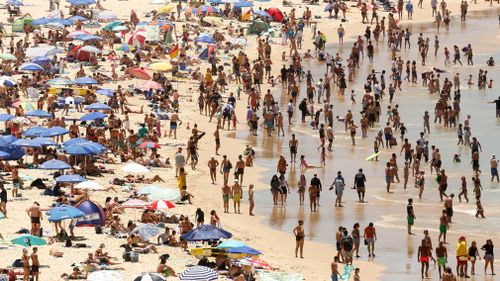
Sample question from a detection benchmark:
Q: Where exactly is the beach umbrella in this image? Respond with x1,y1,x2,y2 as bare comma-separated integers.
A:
39,159,71,170
265,7,283,22
217,240,247,248
32,18,52,25
11,234,47,247
31,137,58,146
138,80,162,90
76,200,105,227
133,273,165,281
75,34,103,41
97,10,118,21
68,15,88,22
0,113,15,121
222,0,240,3
31,56,51,65
195,33,216,44
0,53,17,61
253,10,272,19
55,174,87,183
86,103,111,111
23,126,48,137
103,21,122,31
63,138,88,147
65,142,105,155
75,180,103,190
74,76,98,85
87,270,124,281
121,162,150,174
0,146,24,161
79,45,102,54
157,4,175,14
149,62,173,72
179,266,218,281
127,68,152,80
40,126,69,137
111,25,128,32
234,1,253,8
127,30,147,46
25,109,52,118
26,46,59,57
148,200,175,210
200,5,219,13
7,0,24,6
12,139,41,148
84,21,101,28
0,151,9,158
96,88,114,96
46,22,65,30
133,224,162,241
80,112,108,121
47,77,75,86
20,63,44,72
47,205,85,222
184,6,200,14
122,199,148,209
68,30,91,38
140,186,180,201
208,0,223,3
180,224,232,242
236,257,272,269
202,16,223,26
226,246,262,256
0,135,18,147
0,76,17,86
139,141,160,149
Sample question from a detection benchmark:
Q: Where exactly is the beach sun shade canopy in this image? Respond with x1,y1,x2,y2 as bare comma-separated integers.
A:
265,8,284,22
180,224,232,242
47,205,85,222
121,162,150,174
132,224,162,241
80,111,108,121
195,33,216,44
55,174,87,183
0,151,9,158
216,240,247,248
0,113,15,121
226,246,262,255
0,76,17,86
20,63,44,71
133,273,166,281
122,199,149,208
25,109,53,118
75,200,105,227
138,186,180,201
147,200,175,210
96,88,114,96
75,180,103,190
0,135,18,147
40,126,69,137
65,141,105,155
234,1,253,8
31,137,58,146
47,77,75,86
74,76,98,85
85,103,111,111
39,159,72,170
11,234,47,247
63,137,88,147
22,126,48,137
179,266,219,281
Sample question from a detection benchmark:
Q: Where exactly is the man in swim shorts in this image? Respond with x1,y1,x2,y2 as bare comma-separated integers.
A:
231,179,243,214
417,239,433,279
331,256,340,281
222,184,231,213
436,241,448,278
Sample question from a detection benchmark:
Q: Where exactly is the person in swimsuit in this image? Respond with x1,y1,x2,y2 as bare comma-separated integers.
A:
27,202,42,236
436,241,448,278
468,241,480,275
22,248,30,281
222,184,231,213
231,179,242,214
418,239,433,279
293,220,305,258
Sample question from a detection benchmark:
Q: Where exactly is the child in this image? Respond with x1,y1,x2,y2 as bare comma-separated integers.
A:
350,90,356,104
475,196,485,218
320,146,326,166
403,162,409,189
453,154,461,163
488,79,493,88
458,176,468,203
353,268,360,281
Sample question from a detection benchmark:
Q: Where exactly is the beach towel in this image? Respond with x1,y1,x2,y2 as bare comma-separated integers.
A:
258,271,303,281
340,264,354,281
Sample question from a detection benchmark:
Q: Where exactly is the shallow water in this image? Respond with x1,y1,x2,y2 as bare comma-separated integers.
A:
236,10,500,280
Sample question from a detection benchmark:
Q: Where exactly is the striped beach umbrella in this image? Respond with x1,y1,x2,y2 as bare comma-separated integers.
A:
133,273,165,281
148,200,175,210
179,266,218,280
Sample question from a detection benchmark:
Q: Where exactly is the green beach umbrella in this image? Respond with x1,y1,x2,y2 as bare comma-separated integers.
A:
0,53,17,61
11,234,47,247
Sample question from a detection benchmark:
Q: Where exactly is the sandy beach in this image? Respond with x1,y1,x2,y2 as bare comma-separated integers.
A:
0,0,499,280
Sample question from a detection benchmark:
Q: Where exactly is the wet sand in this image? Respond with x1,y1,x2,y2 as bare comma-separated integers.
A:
241,11,500,280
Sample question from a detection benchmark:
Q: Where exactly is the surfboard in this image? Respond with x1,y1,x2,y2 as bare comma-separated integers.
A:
365,151,381,161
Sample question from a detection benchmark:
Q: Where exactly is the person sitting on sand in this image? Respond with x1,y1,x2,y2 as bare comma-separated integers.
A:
126,234,158,253
141,210,159,224
179,186,194,204
157,254,177,277
108,215,127,235
60,267,87,280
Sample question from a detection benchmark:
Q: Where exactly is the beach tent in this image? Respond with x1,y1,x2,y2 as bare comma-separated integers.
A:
12,17,32,33
198,45,215,60
247,20,271,35
67,46,90,61
265,8,283,22
181,224,232,241
75,200,105,227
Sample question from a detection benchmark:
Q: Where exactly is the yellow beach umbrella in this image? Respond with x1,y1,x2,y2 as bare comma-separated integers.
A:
158,4,175,14
150,62,173,72
203,16,223,26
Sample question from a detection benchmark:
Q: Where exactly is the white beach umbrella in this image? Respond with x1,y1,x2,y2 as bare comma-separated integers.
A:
87,270,124,281
75,180,103,190
80,45,102,54
121,162,150,174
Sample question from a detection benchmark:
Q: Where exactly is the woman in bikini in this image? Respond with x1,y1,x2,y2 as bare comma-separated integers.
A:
293,220,305,258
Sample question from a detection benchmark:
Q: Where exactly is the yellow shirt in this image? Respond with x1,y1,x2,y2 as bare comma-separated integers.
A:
178,174,186,190
456,241,467,256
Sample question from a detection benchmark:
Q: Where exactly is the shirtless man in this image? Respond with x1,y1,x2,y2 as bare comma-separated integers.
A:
235,155,245,184
27,202,42,236
31,247,40,281
490,155,499,183
168,110,182,139
438,210,449,244
436,241,448,278
231,180,243,214
331,256,341,281
248,184,255,216
444,194,454,223
289,134,298,163
222,184,231,213
208,156,219,184
417,239,434,279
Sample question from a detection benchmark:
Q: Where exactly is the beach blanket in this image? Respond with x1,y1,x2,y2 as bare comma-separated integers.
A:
258,271,303,281
341,264,354,281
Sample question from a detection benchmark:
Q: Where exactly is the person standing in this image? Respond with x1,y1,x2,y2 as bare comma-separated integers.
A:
331,256,341,281
248,184,255,216
456,236,469,278
363,223,377,257
0,183,7,217
208,156,219,184
491,155,499,183
220,155,233,185
436,241,448,278
488,96,500,117
417,239,433,279
293,220,305,258
310,174,322,207
481,239,495,275
27,202,42,236
331,175,345,208
231,180,243,214
174,147,185,177
438,210,449,244
222,184,231,213
407,198,416,235
22,248,30,281
31,247,40,281
353,169,367,203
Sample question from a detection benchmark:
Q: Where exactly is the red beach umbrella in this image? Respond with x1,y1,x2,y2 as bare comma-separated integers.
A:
148,200,175,210
127,67,152,80
265,8,283,22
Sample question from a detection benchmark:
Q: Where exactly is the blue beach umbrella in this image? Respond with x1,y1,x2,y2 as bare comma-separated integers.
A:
47,77,75,86
181,224,232,241
96,88,114,96
199,5,219,13
80,112,107,121
40,126,69,137
20,63,44,71
55,174,87,183
7,0,23,6
0,135,18,146
217,240,247,248
39,159,71,170
12,139,41,148
226,246,262,255
68,0,96,5
31,56,51,65
67,15,88,22
179,266,218,281
234,1,253,8
85,103,111,111
0,151,10,158
11,234,47,247
32,137,58,146
0,76,17,86
23,126,48,137
75,34,103,41
63,138,88,147
65,142,105,155
195,33,216,44
25,110,52,118
254,10,271,18
0,113,15,121
133,224,162,241
47,205,85,222
74,76,98,85
32,18,51,25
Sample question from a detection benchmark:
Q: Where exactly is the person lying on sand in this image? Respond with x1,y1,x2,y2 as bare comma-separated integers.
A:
60,267,87,280
126,234,158,253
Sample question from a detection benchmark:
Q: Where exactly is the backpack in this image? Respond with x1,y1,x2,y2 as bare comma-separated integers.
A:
342,236,354,251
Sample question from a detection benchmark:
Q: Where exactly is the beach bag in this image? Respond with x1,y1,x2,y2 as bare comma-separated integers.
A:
123,251,131,262
12,259,23,268
130,253,139,262
65,238,72,248
95,226,103,234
